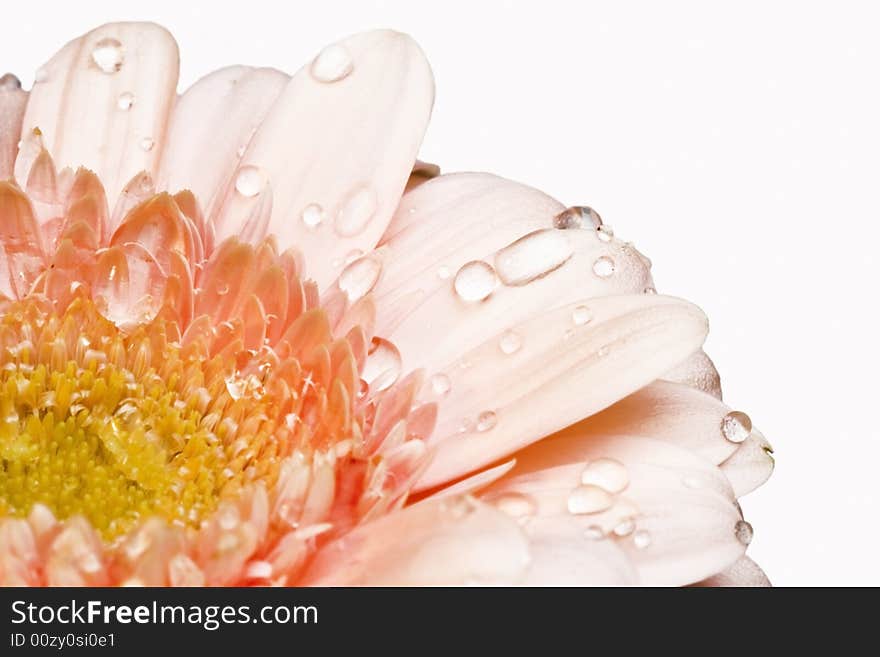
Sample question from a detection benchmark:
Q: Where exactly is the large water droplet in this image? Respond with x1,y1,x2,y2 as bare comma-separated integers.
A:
0,73,21,90
338,256,381,302
572,305,592,326
362,338,402,393
453,261,498,302
633,529,652,549
734,520,753,545
430,373,451,396
335,186,377,237
301,203,324,229
567,485,614,515
721,411,752,444
553,205,603,230
494,229,574,286
592,256,615,278
580,458,629,494
234,165,266,198
476,410,498,432
492,492,536,520
310,44,354,83
499,331,522,355
91,38,124,74
116,92,134,110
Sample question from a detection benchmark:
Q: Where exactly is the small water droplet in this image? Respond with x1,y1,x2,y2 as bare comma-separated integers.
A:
34,68,49,84
572,304,592,326
476,410,497,432
580,458,629,493
335,186,377,237
0,73,22,90
492,492,536,519
597,225,614,242
643,286,657,295
633,529,652,549
217,283,230,296
494,229,574,286
234,165,266,197
584,525,605,540
338,256,382,302
437,265,451,280
553,205,602,230
430,373,451,396
140,137,154,151
453,261,498,302
567,485,614,515
310,44,354,83
91,37,124,74
734,520,753,545
721,411,752,444
499,331,522,355
592,256,615,278
301,203,324,229
116,91,134,110
612,518,636,537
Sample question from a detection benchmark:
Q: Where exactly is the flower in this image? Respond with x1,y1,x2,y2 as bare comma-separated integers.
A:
0,22,773,587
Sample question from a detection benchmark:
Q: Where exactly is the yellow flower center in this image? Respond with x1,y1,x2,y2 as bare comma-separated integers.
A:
0,297,290,539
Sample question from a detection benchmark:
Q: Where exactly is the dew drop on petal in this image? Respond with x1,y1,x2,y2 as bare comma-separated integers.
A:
633,529,652,549
553,205,603,230
492,492,536,520
140,137,154,152
572,304,592,326
567,485,614,515
613,517,636,537
310,44,354,83
592,256,615,278
301,203,324,229
597,225,614,242
580,458,629,494
453,261,498,302
338,256,381,302
499,330,522,355
721,411,752,444
644,286,657,295
476,410,497,432
0,73,22,90
734,520,754,546
335,186,377,237
584,525,605,540
494,229,574,286
116,92,134,110
430,373,451,396
91,38,124,74
362,338,401,393
234,165,266,198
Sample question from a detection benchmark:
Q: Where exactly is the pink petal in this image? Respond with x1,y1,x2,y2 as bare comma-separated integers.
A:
301,496,530,585
0,80,27,179
158,66,289,217
213,30,434,289
417,294,708,490
370,173,654,376
663,349,722,399
17,22,179,206
719,431,775,497
693,557,770,587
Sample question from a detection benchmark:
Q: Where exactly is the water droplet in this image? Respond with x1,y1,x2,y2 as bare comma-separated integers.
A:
91,37,124,74
437,265,451,280
310,44,354,83
492,492,536,519
234,165,266,197
301,203,324,229
643,286,657,295
34,68,49,84
476,410,498,432
633,529,652,549
721,411,752,444
116,92,134,110
140,137,154,151
734,520,753,545
494,229,574,286
430,373,451,396
338,256,381,302
453,261,498,302
362,338,402,393
0,73,21,90
499,331,522,355
553,205,603,230
572,304,592,326
584,525,605,540
580,458,629,493
217,283,230,296
567,485,614,515
597,225,614,242
612,518,636,537
592,256,615,278
335,186,377,237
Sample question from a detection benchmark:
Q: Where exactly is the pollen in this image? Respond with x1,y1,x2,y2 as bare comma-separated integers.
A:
0,297,295,539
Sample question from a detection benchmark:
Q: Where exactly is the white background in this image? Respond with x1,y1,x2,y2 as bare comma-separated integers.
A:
5,0,878,585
